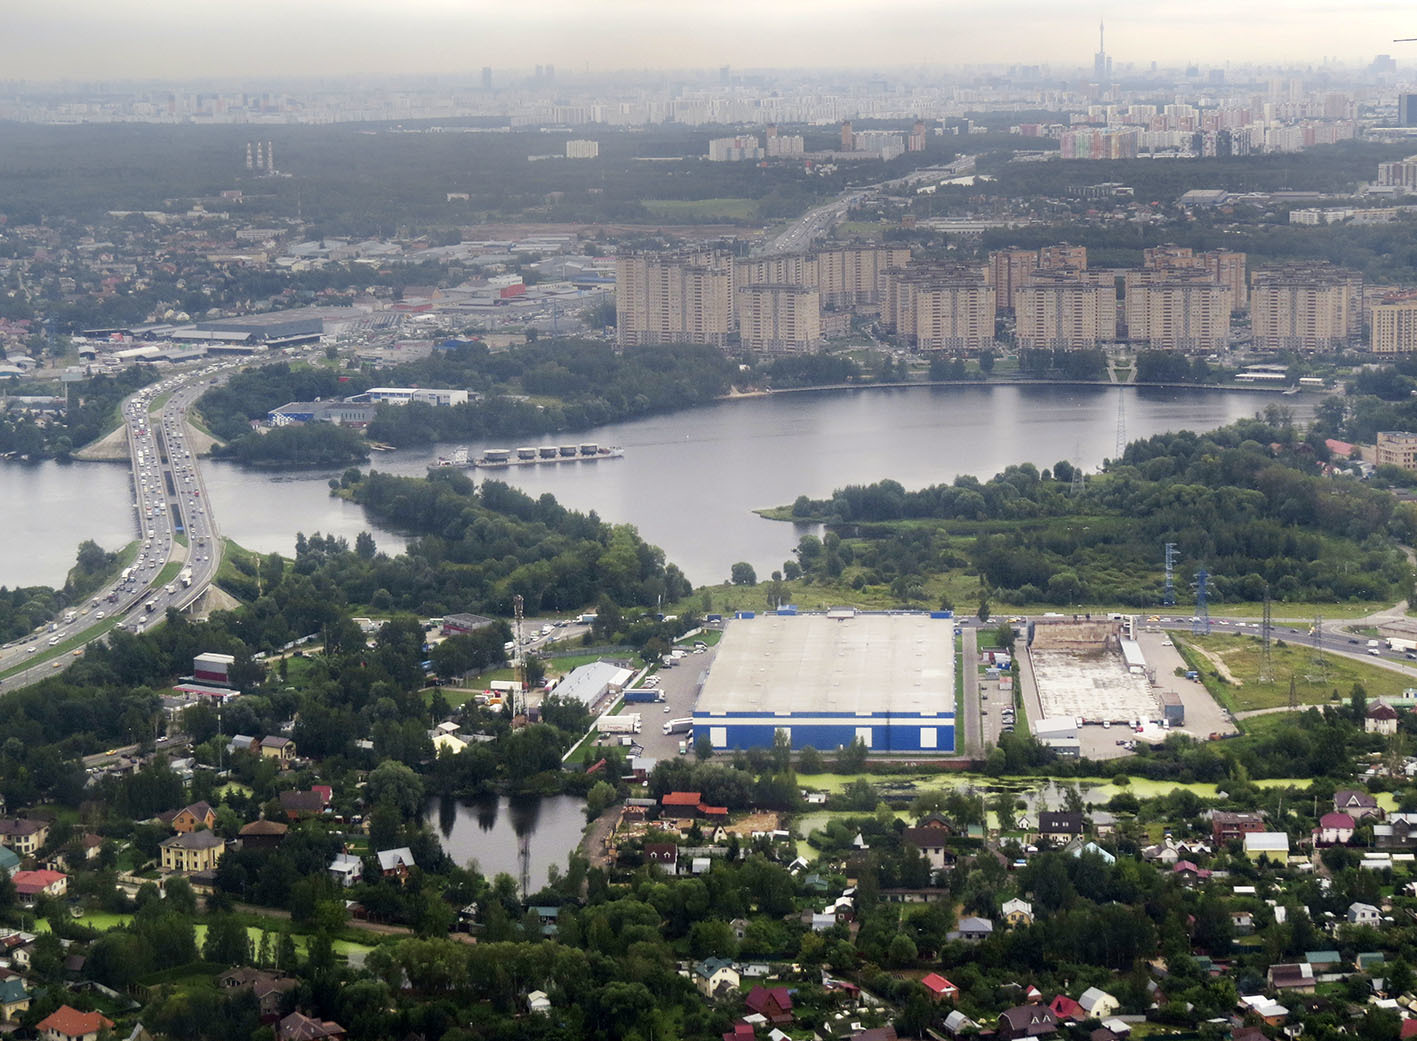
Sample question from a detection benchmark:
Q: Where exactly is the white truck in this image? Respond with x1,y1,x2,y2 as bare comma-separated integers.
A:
596,713,641,735
662,717,694,735
180,569,193,588
1388,637,1417,654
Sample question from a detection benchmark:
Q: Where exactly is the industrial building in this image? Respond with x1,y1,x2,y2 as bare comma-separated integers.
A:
193,652,235,687
693,612,955,752
550,661,633,714
1027,618,1160,725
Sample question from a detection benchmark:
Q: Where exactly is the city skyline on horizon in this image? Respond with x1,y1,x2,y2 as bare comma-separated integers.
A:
9,0,1417,84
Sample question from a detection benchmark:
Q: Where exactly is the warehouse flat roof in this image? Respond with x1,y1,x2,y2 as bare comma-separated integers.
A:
696,614,954,717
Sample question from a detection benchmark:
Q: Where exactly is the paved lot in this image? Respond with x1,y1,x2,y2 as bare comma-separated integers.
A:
591,641,719,764
1133,629,1236,740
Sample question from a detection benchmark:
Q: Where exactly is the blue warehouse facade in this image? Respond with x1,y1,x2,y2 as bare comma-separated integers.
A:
692,610,957,754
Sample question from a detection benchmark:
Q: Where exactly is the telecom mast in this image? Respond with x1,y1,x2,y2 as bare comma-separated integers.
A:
512,594,525,717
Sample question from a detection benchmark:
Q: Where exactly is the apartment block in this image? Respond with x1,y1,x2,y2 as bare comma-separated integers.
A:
1123,269,1232,352
1371,292,1417,353
616,250,734,348
1377,431,1417,470
1015,269,1117,349
737,285,822,353
1250,264,1362,350
1377,155,1417,189
989,245,1087,311
815,246,912,307
1143,245,1248,309
887,265,995,352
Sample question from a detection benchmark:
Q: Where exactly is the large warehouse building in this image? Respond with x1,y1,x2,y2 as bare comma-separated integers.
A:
693,612,955,752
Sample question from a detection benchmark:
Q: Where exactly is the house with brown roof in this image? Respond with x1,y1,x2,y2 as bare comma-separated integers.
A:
218,967,297,1021
1267,963,1317,993
1367,701,1399,735
239,819,289,850
1211,811,1266,844
661,792,704,820
1038,813,1084,845
902,820,953,871
278,790,327,820
644,842,678,872
159,801,215,833
745,985,793,1025
1334,790,1383,821
0,818,48,856
998,1005,1059,1041
277,1011,345,1041
37,1005,114,1041
261,736,297,764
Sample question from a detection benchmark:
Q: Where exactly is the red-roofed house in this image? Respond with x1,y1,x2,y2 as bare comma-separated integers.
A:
37,1005,114,1041
723,1023,755,1041
277,1011,346,1041
1049,995,1086,1022
921,972,960,1002
745,985,794,1025
1325,438,1357,460
661,792,703,820
699,804,729,821
1400,1018,1417,1040
12,869,67,899
1314,812,1355,846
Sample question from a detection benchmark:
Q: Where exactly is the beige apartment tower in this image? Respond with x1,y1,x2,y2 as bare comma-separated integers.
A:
1143,245,1247,310
1123,269,1232,352
1372,293,1417,354
989,245,1087,311
737,285,822,353
616,250,734,348
887,265,995,352
1015,270,1117,349
1250,264,1362,351
814,246,911,307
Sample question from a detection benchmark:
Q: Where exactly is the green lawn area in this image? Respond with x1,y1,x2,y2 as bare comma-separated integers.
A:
642,198,757,220
148,391,172,414
1173,632,1413,712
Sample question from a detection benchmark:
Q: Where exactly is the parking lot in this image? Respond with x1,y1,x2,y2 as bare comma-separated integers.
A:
596,640,718,764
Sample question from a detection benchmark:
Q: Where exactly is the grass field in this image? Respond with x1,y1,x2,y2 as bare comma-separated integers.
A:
642,198,758,220
833,220,888,240
1173,632,1413,712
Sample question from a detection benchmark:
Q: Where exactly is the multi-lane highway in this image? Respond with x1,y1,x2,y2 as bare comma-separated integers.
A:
0,360,236,691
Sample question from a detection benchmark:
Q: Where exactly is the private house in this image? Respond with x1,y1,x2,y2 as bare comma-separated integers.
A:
217,967,297,1021
951,916,994,942
645,842,678,872
1002,898,1034,926
1367,701,1399,735
921,973,960,1002
328,853,363,888
1374,813,1417,848
944,1011,980,1037
1348,901,1382,926
662,792,705,820
693,957,740,999
998,1005,1059,1041
1078,987,1120,1019
1173,860,1212,883
1231,911,1255,936
0,976,30,1020
228,735,257,755
37,1006,114,1041
1314,812,1355,846
260,736,297,763
238,820,289,850
1038,812,1085,845
1050,996,1086,1022
1212,811,1266,844
1267,964,1317,993
1334,790,1383,821
1067,839,1117,865
276,1011,345,1041
160,831,225,874
527,991,551,1014
1243,832,1289,863
0,818,48,856
0,846,18,878
902,820,954,872
278,790,327,820
11,869,67,900
1090,811,1118,837
745,985,794,1025
376,847,415,881
158,802,215,833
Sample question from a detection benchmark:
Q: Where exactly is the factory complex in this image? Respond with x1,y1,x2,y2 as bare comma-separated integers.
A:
693,611,956,753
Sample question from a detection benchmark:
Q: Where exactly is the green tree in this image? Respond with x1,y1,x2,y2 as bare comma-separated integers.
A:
730,562,757,586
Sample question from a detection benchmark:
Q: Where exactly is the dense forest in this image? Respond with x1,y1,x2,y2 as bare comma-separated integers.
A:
211,422,369,468
783,410,1413,607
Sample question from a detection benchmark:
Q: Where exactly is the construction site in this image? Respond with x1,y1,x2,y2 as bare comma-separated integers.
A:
1027,617,1163,725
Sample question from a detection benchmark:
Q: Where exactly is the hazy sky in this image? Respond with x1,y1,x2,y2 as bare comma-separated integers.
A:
9,0,1417,81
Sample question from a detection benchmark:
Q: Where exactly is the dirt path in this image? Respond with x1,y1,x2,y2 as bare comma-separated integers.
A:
582,805,619,872
1184,641,1243,686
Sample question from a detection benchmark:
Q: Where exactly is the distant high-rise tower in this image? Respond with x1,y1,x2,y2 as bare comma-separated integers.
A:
245,143,253,171
841,120,854,151
255,141,264,170
1401,93,1417,127
1093,20,1111,84
265,141,275,175
720,65,731,85
481,66,493,90
545,63,555,83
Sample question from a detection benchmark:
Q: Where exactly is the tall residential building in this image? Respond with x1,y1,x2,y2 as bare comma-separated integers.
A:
616,250,734,348
1372,292,1417,353
737,285,822,353
1377,155,1417,189
1143,245,1248,309
1123,269,1232,352
814,246,911,308
1402,94,1417,127
1377,431,1417,469
988,245,1087,311
1015,269,1117,349
481,67,493,90
886,265,995,352
565,140,599,159
1250,264,1362,350
707,136,763,161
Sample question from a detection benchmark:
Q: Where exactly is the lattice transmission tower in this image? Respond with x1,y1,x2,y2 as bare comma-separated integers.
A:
1163,542,1177,607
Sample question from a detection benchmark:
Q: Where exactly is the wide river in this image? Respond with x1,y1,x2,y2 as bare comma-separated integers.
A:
0,384,1309,588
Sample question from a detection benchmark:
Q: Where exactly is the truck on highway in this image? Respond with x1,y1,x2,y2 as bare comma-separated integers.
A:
120,568,132,582
1389,638,1417,653
662,717,693,735
144,599,158,613
180,569,193,587
596,713,641,735
63,610,77,623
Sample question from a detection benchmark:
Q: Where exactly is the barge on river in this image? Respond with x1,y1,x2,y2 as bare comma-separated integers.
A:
435,443,624,469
